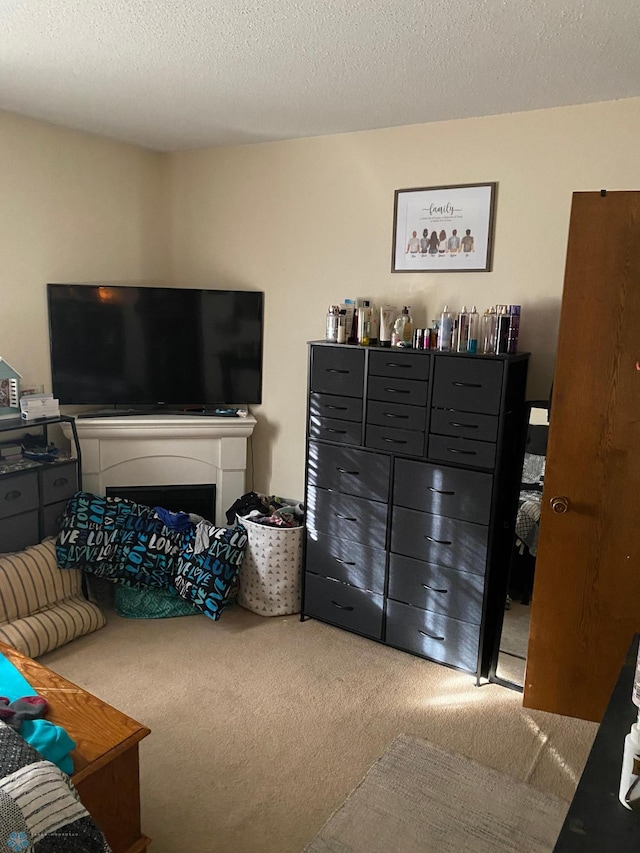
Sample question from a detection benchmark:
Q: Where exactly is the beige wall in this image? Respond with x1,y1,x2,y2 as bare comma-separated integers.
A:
169,98,640,499
2,100,640,502
0,111,168,395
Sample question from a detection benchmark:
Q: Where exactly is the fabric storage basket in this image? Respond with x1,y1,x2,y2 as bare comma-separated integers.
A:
237,515,303,616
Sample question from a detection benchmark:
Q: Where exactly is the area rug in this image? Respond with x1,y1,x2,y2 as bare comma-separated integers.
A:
304,734,568,853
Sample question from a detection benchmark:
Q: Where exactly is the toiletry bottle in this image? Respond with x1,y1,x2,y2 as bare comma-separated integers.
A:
430,322,439,350
392,313,406,347
369,302,379,345
337,309,347,344
619,717,640,810
438,306,453,352
456,305,469,352
357,300,371,345
348,300,360,345
402,306,413,343
495,305,510,354
467,306,479,353
507,305,521,354
325,306,339,343
379,305,395,348
481,307,496,354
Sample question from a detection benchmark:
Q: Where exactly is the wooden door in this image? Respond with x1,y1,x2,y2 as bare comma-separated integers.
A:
524,191,640,722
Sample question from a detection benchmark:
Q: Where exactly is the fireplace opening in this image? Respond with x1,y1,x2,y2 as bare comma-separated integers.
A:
105,484,216,522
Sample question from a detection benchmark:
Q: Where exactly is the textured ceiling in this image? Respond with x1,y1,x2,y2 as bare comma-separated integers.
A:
1,0,638,152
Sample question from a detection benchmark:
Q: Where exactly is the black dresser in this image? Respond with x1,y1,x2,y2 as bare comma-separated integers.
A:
302,341,529,679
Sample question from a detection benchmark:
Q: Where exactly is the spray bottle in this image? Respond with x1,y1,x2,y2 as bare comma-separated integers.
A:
438,305,453,352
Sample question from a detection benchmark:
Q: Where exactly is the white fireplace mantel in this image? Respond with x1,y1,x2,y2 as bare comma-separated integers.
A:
63,414,257,526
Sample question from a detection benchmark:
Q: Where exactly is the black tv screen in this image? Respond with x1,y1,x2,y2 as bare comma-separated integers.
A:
47,283,264,407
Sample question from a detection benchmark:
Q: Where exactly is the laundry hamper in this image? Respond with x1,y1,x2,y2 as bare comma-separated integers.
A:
237,515,303,616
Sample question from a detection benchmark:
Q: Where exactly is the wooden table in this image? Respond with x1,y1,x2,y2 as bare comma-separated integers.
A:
0,641,151,853
553,634,640,850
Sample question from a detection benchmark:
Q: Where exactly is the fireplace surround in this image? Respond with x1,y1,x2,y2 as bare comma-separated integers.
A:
63,414,257,526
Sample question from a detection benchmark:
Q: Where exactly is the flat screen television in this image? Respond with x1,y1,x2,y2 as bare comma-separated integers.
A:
47,283,264,408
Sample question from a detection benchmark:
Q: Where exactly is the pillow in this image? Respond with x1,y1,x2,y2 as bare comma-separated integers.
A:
172,522,248,620
0,539,106,658
0,539,82,623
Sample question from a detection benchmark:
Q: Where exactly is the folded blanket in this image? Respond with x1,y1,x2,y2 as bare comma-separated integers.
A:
0,652,75,775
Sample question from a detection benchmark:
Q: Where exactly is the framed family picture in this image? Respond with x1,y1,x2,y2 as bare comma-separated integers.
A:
391,182,497,273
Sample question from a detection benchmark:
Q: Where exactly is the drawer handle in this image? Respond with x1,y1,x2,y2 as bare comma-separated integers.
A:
452,381,482,388
447,448,477,456
385,363,412,369
4,490,22,501
336,468,359,475
385,388,410,394
384,413,408,419
382,437,407,444
421,583,448,594
449,421,478,429
427,487,455,495
425,535,452,545
327,368,349,374
336,513,357,522
53,477,69,487
419,629,445,641
331,600,354,611
325,405,348,411
334,558,356,566
326,428,347,434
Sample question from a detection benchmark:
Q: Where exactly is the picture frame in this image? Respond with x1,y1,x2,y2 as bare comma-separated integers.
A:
391,182,497,273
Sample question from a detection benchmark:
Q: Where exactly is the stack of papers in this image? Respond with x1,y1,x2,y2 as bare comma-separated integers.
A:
20,393,60,420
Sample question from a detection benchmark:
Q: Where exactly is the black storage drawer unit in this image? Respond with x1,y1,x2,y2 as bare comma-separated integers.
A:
304,573,384,640
306,486,388,550
310,346,365,396
306,532,386,593
307,441,390,502
0,472,39,519
302,341,529,680
393,459,493,525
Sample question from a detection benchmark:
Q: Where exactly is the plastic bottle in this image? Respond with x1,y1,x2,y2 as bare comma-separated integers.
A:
467,306,479,353
429,322,439,350
619,718,640,809
391,313,406,347
337,309,347,344
495,304,510,354
438,305,453,352
325,306,339,343
357,300,371,345
507,305,521,354
481,307,496,354
456,305,469,352
401,306,413,344
369,302,379,345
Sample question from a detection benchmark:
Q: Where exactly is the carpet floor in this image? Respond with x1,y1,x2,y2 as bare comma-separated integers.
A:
304,734,568,853
39,588,597,852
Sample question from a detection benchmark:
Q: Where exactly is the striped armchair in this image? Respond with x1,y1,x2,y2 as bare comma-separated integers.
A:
0,538,105,658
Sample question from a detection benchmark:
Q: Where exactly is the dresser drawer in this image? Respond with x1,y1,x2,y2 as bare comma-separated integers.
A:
309,415,362,446
367,375,428,408
309,392,363,423
40,462,78,505
42,499,71,539
307,486,388,550
365,424,425,457
390,506,488,574
367,400,427,432
430,409,499,443
388,554,484,624
393,459,493,524
427,435,496,470
310,346,365,397
305,531,386,593
307,442,390,502
0,472,39,520
304,573,384,639
385,599,480,672
432,357,504,414
0,511,39,553
369,350,430,381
